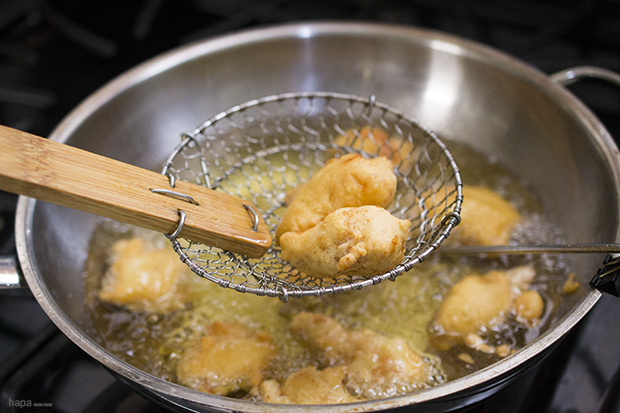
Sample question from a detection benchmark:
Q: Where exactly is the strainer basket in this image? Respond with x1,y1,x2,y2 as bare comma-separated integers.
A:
161,92,463,300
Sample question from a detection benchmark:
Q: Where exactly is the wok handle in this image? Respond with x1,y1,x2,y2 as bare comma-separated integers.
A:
0,125,272,257
550,66,620,87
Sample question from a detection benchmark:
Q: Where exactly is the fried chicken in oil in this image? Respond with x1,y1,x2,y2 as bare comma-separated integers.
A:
333,126,415,170
345,329,427,398
513,290,544,326
176,322,276,396
430,270,513,351
448,186,521,246
260,366,358,404
290,311,350,365
98,237,189,313
280,206,410,278
430,266,544,353
275,154,397,242
290,312,427,399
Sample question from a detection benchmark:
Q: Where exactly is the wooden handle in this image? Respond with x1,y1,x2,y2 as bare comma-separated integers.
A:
0,125,271,257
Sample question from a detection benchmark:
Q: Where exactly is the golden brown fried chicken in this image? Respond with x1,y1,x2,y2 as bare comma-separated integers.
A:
562,273,580,294
176,322,276,396
345,329,427,398
448,186,521,246
280,206,410,278
430,270,513,351
429,266,542,352
290,312,427,399
260,366,358,404
98,237,189,313
275,154,397,242
290,312,350,365
333,126,415,170
513,290,544,327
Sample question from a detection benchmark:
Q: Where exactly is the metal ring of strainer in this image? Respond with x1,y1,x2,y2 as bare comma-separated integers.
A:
160,92,463,301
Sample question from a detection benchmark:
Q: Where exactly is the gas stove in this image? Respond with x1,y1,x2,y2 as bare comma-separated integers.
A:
1,1,620,412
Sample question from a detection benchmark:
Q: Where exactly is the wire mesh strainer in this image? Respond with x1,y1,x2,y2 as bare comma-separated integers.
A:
161,92,463,300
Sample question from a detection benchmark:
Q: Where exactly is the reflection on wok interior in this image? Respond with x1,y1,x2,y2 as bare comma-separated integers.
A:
85,134,577,404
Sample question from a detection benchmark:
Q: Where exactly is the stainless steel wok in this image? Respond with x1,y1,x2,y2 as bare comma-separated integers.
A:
7,22,620,412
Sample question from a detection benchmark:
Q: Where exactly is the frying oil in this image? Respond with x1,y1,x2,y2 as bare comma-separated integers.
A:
83,140,572,400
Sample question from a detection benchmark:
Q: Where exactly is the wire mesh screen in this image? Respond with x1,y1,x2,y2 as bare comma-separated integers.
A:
162,92,462,300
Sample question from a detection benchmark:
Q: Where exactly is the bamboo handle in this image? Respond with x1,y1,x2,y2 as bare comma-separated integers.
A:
0,125,272,257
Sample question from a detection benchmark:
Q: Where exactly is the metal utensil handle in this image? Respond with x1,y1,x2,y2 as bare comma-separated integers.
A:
442,244,620,255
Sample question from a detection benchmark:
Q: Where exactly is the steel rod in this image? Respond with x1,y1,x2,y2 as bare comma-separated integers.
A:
442,244,620,255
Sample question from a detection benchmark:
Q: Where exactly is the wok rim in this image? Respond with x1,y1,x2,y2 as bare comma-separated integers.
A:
15,21,617,412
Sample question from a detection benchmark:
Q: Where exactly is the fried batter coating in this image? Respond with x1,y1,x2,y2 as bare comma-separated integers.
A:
346,329,427,398
275,154,397,242
333,126,415,169
507,265,537,289
260,366,358,404
98,237,189,313
290,312,350,365
562,273,580,294
290,312,427,399
448,186,521,246
513,290,544,326
430,266,541,352
280,206,410,278
176,322,276,396
430,270,512,351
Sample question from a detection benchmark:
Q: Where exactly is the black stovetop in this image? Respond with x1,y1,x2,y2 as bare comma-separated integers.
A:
1,1,620,412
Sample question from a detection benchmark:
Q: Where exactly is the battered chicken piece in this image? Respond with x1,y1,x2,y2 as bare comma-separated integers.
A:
290,312,350,365
346,329,427,398
513,290,544,326
430,266,540,352
275,154,397,242
430,271,513,351
98,237,189,313
333,126,415,169
176,322,276,396
447,186,521,246
290,312,427,399
260,366,358,404
280,206,410,278
562,273,580,294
